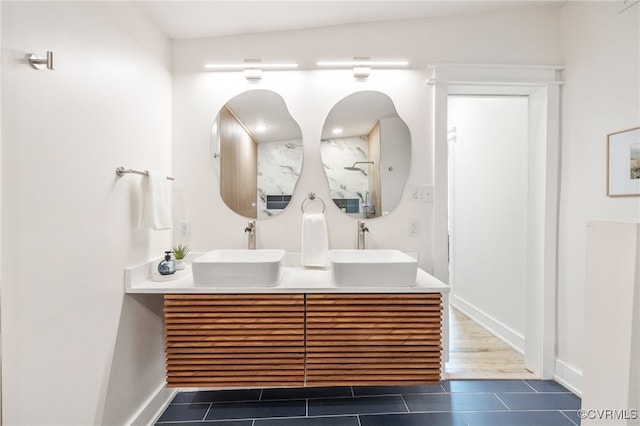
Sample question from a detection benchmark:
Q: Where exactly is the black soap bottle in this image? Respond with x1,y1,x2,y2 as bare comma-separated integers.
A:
158,251,176,275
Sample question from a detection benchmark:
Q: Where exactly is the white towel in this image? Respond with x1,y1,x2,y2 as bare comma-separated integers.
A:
301,213,329,267
140,170,172,230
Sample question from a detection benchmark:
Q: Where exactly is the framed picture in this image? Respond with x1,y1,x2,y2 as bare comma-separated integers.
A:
607,126,640,197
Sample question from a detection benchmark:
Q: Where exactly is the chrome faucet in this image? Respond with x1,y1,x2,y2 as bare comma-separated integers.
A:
357,220,369,250
244,220,256,250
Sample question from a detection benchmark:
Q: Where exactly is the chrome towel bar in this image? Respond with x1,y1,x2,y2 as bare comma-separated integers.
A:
115,166,175,181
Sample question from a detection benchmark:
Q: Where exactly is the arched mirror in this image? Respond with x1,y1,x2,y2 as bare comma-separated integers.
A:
320,91,411,218
211,90,303,219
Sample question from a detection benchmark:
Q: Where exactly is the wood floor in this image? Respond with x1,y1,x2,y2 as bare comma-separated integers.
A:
445,307,538,379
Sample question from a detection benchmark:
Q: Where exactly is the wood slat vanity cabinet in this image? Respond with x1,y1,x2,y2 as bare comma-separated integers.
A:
305,293,442,386
164,294,305,387
163,292,442,388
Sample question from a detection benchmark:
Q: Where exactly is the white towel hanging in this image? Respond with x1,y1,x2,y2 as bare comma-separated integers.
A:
301,213,329,267
139,170,172,230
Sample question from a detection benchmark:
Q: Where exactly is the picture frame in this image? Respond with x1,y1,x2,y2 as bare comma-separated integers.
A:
607,126,640,197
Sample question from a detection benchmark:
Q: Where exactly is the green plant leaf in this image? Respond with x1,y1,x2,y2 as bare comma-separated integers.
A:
171,243,189,259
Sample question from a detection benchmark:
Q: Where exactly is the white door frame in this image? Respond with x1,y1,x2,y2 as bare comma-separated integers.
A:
429,64,563,379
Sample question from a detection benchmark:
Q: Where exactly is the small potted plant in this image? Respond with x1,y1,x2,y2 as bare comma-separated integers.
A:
172,244,189,270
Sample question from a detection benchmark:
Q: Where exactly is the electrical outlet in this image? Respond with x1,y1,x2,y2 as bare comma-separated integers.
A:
178,220,191,238
408,218,420,237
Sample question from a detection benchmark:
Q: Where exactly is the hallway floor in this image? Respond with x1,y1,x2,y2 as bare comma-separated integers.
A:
446,307,537,379
155,380,581,425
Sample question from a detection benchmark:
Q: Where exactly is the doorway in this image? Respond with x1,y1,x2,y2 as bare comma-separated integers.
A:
430,64,562,379
446,95,533,378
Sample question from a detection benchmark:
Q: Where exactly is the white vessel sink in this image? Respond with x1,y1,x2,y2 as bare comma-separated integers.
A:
329,249,418,287
192,249,285,287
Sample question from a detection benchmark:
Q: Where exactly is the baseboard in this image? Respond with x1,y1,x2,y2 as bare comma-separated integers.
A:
450,295,525,354
554,359,583,397
128,383,176,426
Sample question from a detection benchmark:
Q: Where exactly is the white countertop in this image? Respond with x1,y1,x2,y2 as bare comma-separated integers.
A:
125,253,450,294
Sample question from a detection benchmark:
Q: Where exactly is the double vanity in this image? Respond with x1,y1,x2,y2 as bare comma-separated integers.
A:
125,249,449,389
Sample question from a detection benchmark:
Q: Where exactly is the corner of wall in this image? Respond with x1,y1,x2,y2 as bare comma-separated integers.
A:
128,384,176,426
554,359,583,396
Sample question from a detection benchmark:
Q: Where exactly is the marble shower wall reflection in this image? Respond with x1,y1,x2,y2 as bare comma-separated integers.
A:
321,136,372,218
257,140,303,219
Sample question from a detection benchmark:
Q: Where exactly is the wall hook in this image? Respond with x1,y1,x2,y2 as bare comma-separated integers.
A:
27,51,54,70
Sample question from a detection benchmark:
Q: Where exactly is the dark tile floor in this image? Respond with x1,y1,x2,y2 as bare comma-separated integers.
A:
155,380,581,426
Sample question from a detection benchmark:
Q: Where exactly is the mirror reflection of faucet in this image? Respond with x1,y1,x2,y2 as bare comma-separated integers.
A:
357,220,369,249
245,220,256,250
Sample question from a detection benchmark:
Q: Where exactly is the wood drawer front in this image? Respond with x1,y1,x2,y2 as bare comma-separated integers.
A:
164,294,305,388
306,293,442,386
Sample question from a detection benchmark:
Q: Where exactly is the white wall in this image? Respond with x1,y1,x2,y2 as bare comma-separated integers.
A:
171,6,562,267
557,1,640,391
1,2,172,425
448,96,529,350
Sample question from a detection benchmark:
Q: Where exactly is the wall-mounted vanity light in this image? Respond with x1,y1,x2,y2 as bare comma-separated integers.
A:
317,57,409,78
27,51,54,70
242,59,262,80
204,59,298,80
353,57,372,78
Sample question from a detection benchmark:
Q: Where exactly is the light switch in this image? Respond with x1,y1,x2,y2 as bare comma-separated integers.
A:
410,185,434,203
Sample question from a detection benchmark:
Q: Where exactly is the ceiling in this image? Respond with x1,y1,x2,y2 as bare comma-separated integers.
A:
140,1,565,40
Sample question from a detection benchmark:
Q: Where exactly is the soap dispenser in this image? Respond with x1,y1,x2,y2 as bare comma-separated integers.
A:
158,251,176,275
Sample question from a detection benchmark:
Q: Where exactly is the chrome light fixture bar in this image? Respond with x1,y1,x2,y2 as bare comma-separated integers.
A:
203,62,299,70
317,57,409,78
317,59,409,67
204,59,298,80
